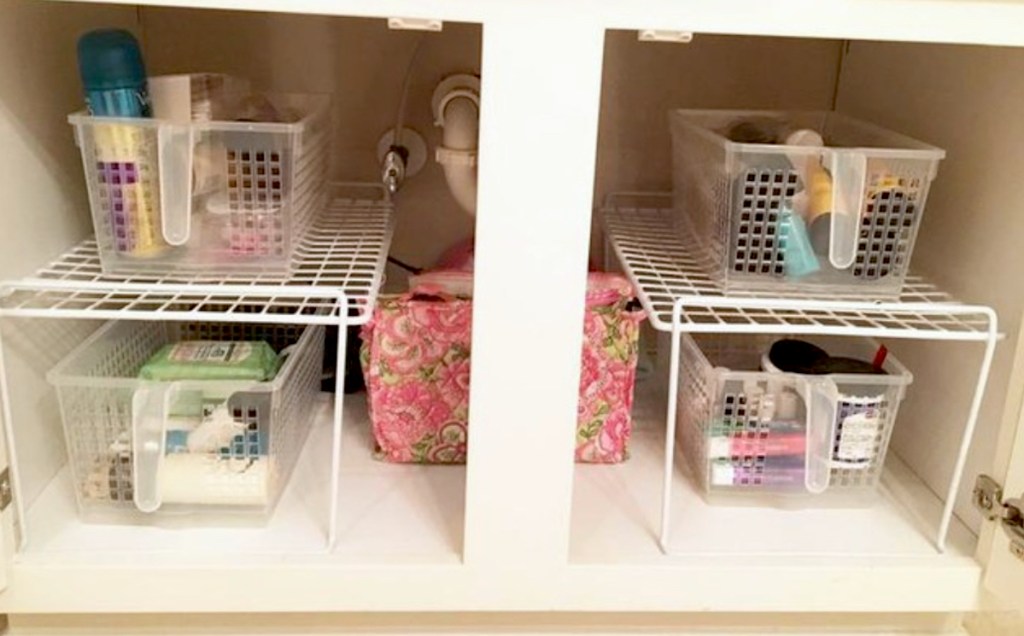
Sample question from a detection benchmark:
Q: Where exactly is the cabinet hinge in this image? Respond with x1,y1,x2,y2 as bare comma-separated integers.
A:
0,467,12,512
974,474,1024,561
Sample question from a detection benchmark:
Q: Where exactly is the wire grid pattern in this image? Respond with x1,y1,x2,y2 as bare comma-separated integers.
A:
51,321,323,517
602,194,994,340
0,186,392,326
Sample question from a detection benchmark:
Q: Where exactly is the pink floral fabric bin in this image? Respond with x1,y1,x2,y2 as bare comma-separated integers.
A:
360,273,645,464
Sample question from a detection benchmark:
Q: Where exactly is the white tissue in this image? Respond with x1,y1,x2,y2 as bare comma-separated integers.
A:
187,403,244,453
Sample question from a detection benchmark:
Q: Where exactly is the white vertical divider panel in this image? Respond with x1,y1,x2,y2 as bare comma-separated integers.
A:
463,15,605,566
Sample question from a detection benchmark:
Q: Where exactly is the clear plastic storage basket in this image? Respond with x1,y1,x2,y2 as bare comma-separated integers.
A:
69,90,329,276
677,334,912,504
48,321,324,523
670,110,945,297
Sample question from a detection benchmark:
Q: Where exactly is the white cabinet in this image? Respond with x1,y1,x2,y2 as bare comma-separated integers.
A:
0,0,1022,622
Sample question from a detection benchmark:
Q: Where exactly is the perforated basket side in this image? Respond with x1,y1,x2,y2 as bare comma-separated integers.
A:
288,101,331,248
263,323,323,505
677,334,716,492
669,109,944,294
852,157,935,282
730,161,799,279
50,321,324,519
51,321,173,512
670,113,732,285
827,380,905,491
686,335,803,493
48,320,169,384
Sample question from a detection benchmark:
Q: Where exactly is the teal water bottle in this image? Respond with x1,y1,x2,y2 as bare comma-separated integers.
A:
77,29,150,117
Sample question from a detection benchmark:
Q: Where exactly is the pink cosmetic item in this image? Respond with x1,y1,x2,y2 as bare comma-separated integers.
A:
708,434,806,459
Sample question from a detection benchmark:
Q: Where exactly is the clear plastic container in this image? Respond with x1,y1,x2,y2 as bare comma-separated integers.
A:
670,110,945,297
677,333,912,504
69,91,330,276
47,321,324,523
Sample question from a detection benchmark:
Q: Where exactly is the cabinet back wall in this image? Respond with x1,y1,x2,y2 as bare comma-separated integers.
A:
142,9,482,285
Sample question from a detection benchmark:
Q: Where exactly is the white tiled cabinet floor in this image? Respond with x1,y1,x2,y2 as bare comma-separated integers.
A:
0,0,1022,628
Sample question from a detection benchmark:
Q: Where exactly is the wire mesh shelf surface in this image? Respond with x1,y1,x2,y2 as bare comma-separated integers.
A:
0,184,393,326
603,193,994,341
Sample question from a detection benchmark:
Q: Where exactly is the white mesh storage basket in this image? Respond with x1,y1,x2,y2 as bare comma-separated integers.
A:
677,333,912,504
670,110,945,297
48,321,324,522
69,90,330,276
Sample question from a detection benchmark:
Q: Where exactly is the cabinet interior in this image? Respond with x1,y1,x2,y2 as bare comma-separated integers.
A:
574,30,1024,562
2,1,1022,572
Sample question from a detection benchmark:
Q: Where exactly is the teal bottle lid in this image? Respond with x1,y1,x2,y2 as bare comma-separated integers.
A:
77,29,147,91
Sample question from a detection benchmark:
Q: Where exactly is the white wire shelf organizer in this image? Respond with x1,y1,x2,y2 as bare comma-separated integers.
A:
0,182,394,551
602,192,999,556
0,183,392,326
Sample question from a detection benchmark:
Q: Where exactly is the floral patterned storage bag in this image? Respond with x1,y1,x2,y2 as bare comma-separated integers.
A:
360,272,644,463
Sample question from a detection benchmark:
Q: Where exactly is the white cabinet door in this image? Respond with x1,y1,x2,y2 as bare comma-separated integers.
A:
982,395,1024,610
980,317,1024,611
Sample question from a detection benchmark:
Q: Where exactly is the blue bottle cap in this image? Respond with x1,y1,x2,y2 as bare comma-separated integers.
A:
77,29,147,91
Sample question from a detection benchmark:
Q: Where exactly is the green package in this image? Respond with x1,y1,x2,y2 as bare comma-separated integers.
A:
139,341,280,381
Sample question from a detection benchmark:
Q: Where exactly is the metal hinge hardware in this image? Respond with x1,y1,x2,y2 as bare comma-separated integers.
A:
974,474,1024,561
0,467,11,512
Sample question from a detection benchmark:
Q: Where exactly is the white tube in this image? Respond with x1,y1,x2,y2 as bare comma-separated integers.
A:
439,95,479,215
159,454,270,506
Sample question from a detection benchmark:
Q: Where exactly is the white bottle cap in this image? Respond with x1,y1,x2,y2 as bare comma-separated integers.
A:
710,463,736,486
785,128,824,147
708,437,731,459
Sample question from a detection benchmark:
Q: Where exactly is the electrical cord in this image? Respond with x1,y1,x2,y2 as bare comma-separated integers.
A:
387,255,424,275
394,33,426,147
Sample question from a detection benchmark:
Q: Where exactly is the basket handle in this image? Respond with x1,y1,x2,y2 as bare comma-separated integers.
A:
824,149,867,270
131,383,178,513
156,124,194,246
804,378,839,495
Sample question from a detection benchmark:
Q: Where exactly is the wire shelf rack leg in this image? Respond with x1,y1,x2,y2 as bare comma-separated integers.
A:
658,301,685,553
0,321,26,550
936,308,999,551
327,293,349,550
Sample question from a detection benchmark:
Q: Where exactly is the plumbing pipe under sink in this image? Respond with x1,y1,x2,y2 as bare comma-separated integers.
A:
433,74,480,216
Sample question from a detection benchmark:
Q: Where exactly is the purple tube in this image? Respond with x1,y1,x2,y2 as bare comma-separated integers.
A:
710,463,804,488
